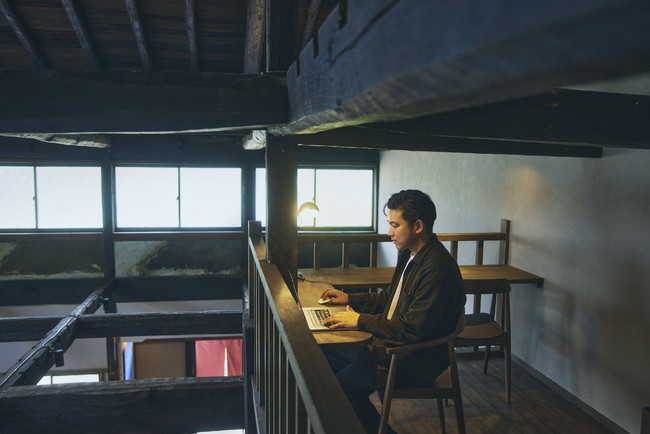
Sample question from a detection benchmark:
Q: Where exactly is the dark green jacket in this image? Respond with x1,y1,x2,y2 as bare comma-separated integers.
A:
348,235,466,381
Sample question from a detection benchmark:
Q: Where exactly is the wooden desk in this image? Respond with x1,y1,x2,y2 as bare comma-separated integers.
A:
300,264,543,289
298,279,373,349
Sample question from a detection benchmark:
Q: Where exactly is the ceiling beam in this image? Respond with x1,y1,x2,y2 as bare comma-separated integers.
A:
0,0,49,69
285,126,602,158
124,0,152,71
244,0,266,73
301,0,321,50
0,377,243,433
185,0,199,72
0,70,287,134
370,89,650,150
273,0,650,135
61,0,102,71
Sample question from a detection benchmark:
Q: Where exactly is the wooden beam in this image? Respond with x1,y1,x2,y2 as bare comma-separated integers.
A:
0,377,244,433
265,135,298,288
75,310,243,338
0,70,287,134
244,0,266,73
0,0,49,69
373,89,650,150
0,276,242,306
274,0,650,135
124,0,152,71
266,0,297,71
282,125,603,158
0,286,106,389
0,311,242,342
61,0,102,71
301,0,321,50
185,0,199,73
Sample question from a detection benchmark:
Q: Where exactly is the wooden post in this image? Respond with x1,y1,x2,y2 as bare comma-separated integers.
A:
500,219,511,265
265,135,297,291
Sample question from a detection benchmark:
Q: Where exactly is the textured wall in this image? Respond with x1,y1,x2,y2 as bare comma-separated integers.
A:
377,147,650,433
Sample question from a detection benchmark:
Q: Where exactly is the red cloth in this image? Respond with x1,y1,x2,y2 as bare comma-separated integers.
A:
195,338,242,377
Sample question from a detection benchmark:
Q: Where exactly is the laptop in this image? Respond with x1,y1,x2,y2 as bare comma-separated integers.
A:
302,305,356,331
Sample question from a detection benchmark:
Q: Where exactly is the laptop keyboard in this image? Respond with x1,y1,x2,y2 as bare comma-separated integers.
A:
309,308,331,326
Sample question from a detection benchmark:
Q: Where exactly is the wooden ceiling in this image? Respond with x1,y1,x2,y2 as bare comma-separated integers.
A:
1,0,650,157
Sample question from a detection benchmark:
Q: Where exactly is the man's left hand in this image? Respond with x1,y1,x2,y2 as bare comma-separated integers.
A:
323,305,360,329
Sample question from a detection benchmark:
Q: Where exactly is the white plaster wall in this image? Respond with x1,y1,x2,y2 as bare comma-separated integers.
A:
377,147,650,433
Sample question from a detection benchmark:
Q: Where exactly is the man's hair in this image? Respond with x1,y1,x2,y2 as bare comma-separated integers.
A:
384,189,437,233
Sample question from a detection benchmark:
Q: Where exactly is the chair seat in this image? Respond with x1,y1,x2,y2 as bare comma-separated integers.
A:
390,370,453,399
456,321,503,341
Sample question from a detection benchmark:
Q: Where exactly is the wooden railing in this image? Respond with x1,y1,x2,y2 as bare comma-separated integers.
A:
247,224,364,433
298,219,511,268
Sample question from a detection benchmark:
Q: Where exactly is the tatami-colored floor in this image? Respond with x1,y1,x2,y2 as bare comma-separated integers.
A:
370,353,614,434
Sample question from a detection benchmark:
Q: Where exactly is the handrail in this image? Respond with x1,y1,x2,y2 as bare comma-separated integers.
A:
297,219,511,268
247,232,364,433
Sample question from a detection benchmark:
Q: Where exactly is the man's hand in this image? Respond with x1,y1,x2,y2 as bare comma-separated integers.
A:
319,288,348,305
323,306,359,329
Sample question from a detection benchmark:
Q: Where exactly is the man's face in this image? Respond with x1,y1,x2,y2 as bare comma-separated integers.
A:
387,208,418,251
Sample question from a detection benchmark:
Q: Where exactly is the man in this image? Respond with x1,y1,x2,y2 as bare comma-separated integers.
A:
321,189,466,433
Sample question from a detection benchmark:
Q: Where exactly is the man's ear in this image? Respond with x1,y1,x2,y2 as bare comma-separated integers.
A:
414,219,424,234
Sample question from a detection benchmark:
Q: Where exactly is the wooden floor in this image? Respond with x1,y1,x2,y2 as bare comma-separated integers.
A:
370,354,614,434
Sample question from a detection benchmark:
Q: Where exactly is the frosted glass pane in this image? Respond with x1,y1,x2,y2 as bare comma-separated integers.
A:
180,168,241,227
0,166,35,229
255,168,266,227
315,169,373,227
297,169,315,226
116,167,178,228
37,166,102,229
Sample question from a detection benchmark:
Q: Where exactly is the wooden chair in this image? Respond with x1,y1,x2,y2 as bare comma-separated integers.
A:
454,278,512,403
378,313,466,434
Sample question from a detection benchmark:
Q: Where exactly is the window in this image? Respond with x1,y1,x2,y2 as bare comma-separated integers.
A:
0,165,102,230
256,167,375,230
115,166,241,229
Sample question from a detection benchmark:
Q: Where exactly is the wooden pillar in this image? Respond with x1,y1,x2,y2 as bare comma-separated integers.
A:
265,135,297,289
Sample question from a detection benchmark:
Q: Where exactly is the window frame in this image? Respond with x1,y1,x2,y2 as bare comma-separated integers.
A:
0,162,104,233
113,163,245,232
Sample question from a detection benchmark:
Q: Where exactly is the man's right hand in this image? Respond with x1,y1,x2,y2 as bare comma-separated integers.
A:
319,289,348,305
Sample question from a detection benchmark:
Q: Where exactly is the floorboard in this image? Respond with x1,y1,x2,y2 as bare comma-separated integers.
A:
370,354,615,433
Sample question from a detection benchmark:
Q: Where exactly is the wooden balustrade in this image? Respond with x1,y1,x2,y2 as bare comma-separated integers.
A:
297,219,511,268
247,228,364,433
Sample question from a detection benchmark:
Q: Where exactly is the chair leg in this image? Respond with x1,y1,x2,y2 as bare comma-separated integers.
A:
436,398,446,434
505,341,511,404
483,344,491,374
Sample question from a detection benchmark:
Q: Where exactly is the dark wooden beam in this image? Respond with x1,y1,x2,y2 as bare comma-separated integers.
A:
0,311,242,342
0,70,287,134
0,0,49,69
301,0,321,50
0,377,244,434
124,0,152,71
185,0,199,73
284,125,603,158
0,276,242,306
266,0,297,71
274,0,650,135
61,0,102,71
0,286,106,389
265,136,298,288
244,0,266,73
373,89,650,150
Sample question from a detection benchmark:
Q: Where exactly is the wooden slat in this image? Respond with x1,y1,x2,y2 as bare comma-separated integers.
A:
450,241,458,261
244,0,266,73
61,0,102,71
301,0,321,49
124,0,152,71
275,0,650,135
476,240,484,265
341,242,350,268
0,70,287,134
0,0,49,69
0,377,244,433
266,0,297,71
185,0,199,72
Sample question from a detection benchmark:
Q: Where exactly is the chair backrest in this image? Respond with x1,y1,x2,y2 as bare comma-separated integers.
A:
463,278,510,319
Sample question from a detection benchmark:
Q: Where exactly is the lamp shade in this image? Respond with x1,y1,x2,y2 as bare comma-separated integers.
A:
298,201,320,219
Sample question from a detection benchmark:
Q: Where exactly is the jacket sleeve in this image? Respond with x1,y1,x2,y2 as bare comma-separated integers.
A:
348,289,391,315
